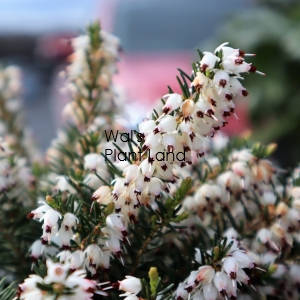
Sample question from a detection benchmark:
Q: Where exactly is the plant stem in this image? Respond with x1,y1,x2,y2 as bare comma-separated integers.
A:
130,224,162,275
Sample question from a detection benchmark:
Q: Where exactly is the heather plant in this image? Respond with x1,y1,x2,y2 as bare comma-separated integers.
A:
0,22,299,300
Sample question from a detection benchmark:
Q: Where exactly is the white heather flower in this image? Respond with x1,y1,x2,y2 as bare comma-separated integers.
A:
91,185,112,203
106,235,122,256
123,164,139,186
30,240,43,261
57,250,71,264
139,119,156,136
236,268,250,285
69,250,84,270
203,283,218,300
213,271,228,297
99,249,111,270
18,275,44,299
213,70,230,90
44,259,69,284
154,115,177,133
84,244,102,273
256,228,279,251
106,214,128,236
42,209,61,234
228,77,248,97
196,265,215,284
116,276,142,298
62,213,78,230
191,72,211,91
57,227,73,248
28,199,52,219
148,177,163,198
176,282,188,300
112,178,127,199
84,153,105,171
200,52,220,72
162,93,182,114
231,251,254,269
223,256,238,280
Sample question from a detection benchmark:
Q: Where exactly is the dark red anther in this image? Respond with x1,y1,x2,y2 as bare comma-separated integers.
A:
112,282,120,289
238,49,245,57
242,90,249,97
161,164,168,171
153,128,160,134
230,272,237,280
196,111,204,118
219,79,226,88
41,238,48,245
225,94,233,100
211,99,217,107
223,111,231,118
200,63,208,72
148,156,154,164
27,212,34,219
142,144,148,152
162,107,170,114
45,225,52,233
249,65,257,73
121,230,128,237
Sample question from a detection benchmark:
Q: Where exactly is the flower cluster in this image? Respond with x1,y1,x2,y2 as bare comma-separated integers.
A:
6,21,299,300
176,238,256,300
16,259,110,299
95,43,262,225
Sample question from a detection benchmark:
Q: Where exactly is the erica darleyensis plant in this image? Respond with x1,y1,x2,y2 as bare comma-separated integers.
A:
0,21,298,300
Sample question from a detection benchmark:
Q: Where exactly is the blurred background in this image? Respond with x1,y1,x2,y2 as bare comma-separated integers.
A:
0,0,299,167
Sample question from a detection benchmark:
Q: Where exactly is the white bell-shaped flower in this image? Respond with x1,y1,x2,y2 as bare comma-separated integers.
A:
162,93,182,114
118,275,142,295
196,265,215,284
106,214,127,236
91,185,111,202
203,283,218,300
176,282,189,300
213,70,229,89
84,244,102,270
69,250,84,270
154,115,177,133
213,271,228,297
200,52,220,72
223,257,238,280
62,213,78,230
